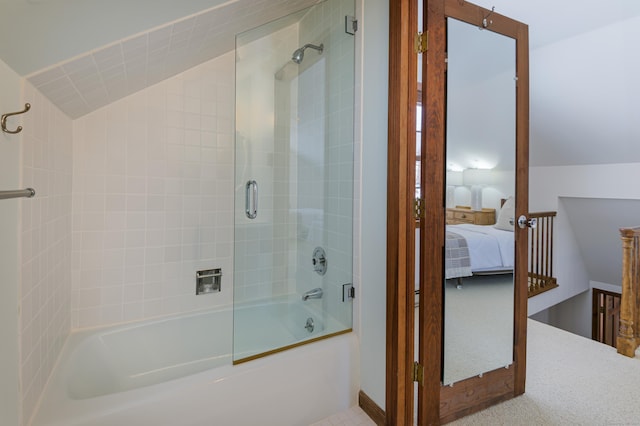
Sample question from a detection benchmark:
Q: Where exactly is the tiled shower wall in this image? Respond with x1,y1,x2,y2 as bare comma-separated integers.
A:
20,83,73,424
71,52,235,328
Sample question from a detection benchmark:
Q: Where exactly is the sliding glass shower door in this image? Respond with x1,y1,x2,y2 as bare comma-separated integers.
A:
233,0,355,363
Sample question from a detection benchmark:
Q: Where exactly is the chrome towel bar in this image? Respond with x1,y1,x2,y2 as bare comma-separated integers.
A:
0,188,35,200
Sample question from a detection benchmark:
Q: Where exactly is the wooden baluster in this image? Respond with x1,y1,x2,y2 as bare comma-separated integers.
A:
547,216,553,277
617,228,639,357
540,217,546,287
529,223,534,293
535,222,540,290
544,217,550,286
537,219,542,290
631,235,640,342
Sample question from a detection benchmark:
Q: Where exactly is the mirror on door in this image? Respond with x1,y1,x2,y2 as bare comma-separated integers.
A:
443,17,516,385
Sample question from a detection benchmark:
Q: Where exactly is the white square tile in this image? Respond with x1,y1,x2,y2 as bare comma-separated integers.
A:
126,212,146,229
144,247,165,265
57,47,246,346
102,268,125,285
172,16,196,34
101,286,124,305
124,266,145,284
93,44,124,66
28,66,67,88
78,287,101,307
102,249,125,269
62,55,96,74
149,28,172,49
105,194,126,211
125,230,146,248
122,34,148,52
77,308,101,328
105,175,126,193
143,299,164,317
164,246,182,262
124,248,145,266
122,302,144,321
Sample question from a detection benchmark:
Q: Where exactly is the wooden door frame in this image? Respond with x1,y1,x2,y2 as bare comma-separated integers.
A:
386,0,418,423
386,0,529,424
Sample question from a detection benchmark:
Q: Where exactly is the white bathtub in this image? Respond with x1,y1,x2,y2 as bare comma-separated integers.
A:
30,302,358,426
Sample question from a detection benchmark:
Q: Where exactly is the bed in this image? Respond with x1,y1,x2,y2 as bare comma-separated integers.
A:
445,223,514,279
445,197,515,283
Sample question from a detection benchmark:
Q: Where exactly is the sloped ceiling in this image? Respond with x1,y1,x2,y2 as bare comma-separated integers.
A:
0,0,230,76
0,0,318,118
529,16,640,167
1,0,639,165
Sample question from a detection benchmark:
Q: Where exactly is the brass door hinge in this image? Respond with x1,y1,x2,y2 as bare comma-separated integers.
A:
414,197,425,220
413,361,424,385
415,32,428,53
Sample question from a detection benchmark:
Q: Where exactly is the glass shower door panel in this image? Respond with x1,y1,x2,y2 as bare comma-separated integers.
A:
233,0,354,363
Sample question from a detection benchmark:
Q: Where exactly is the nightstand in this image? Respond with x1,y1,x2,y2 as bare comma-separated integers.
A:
446,206,496,225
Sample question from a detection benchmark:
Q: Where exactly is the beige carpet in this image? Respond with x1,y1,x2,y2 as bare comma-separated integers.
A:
450,319,640,425
320,318,640,425
443,274,514,385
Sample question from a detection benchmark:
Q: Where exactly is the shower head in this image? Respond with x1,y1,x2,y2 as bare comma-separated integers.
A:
291,43,324,64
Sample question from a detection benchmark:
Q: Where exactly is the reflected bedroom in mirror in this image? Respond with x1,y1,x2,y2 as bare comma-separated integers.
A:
443,16,516,386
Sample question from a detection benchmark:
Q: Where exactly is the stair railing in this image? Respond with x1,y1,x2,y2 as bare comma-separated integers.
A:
528,211,558,297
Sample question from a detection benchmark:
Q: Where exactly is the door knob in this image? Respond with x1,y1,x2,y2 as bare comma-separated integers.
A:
516,215,537,229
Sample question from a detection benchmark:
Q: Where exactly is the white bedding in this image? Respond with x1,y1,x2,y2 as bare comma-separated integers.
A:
446,223,514,272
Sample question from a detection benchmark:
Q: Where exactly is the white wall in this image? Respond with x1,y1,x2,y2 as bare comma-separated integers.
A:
541,289,592,339
358,0,388,409
561,198,640,286
0,57,22,426
526,14,640,316
529,164,640,211
528,163,640,315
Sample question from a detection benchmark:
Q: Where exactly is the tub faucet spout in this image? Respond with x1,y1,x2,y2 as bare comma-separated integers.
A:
302,287,323,301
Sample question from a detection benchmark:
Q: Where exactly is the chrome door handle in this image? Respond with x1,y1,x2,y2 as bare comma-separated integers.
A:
517,215,537,229
245,180,258,219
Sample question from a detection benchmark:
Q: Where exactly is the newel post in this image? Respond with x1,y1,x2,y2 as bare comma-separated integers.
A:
617,228,638,357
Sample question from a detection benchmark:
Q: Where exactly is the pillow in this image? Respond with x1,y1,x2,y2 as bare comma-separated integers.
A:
494,197,515,231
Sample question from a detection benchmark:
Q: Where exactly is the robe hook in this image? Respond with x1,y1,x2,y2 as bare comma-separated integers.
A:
1,103,31,134
481,6,495,29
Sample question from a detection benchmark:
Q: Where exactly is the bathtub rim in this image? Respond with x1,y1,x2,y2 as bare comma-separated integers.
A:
30,324,358,426
30,295,354,422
